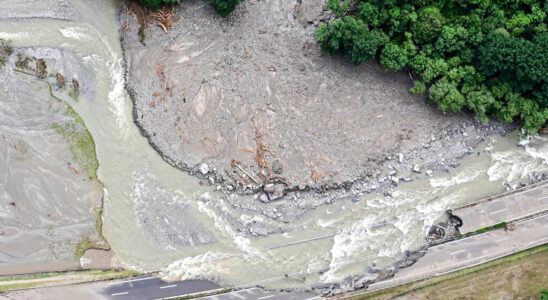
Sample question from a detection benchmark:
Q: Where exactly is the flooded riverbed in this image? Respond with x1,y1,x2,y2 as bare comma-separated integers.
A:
1,0,547,289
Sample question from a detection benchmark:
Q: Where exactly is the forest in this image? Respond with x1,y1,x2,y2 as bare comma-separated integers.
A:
315,0,548,133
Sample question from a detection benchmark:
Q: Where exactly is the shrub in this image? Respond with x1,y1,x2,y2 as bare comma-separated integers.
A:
136,0,242,17
493,222,507,229
203,0,243,17
541,289,548,300
137,0,180,10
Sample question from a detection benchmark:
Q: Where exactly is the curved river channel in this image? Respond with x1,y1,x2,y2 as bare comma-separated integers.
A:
1,0,547,289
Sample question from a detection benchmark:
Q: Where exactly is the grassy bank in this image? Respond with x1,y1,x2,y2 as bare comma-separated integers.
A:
354,244,548,299
0,270,138,292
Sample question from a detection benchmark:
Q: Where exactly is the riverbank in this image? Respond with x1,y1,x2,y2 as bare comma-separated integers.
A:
0,40,110,274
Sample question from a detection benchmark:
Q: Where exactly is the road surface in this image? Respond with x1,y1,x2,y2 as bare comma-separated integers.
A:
101,277,221,300
366,213,548,291
100,277,317,300
193,288,318,300
452,182,548,233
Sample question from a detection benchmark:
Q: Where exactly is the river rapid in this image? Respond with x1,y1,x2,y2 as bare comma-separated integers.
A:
1,0,547,289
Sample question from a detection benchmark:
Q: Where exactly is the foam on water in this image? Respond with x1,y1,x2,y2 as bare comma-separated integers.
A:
0,32,29,40
59,26,91,41
488,135,548,183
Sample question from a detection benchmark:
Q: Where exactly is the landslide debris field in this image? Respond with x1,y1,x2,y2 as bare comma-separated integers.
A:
122,0,506,199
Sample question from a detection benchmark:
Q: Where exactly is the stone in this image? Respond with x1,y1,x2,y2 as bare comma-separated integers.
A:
259,193,269,203
56,73,65,88
388,170,397,176
197,163,209,175
412,165,421,173
268,192,283,201
398,153,404,163
390,176,399,184
272,160,283,174
264,184,275,193
426,170,433,176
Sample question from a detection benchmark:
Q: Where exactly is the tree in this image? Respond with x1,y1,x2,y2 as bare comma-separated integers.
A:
411,6,444,43
429,78,466,113
434,25,469,54
381,42,408,71
315,17,380,65
315,0,548,132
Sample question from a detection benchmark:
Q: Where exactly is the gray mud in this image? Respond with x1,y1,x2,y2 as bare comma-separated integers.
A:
0,46,104,274
0,0,78,21
121,0,510,204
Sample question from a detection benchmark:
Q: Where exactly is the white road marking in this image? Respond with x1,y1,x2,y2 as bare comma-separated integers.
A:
109,277,155,285
232,292,246,299
449,250,466,255
160,284,177,289
490,208,508,215
111,292,129,296
258,295,276,300
518,213,548,224
528,237,548,245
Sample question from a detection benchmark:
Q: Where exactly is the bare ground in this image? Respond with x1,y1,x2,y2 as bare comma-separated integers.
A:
121,0,508,201
0,46,105,274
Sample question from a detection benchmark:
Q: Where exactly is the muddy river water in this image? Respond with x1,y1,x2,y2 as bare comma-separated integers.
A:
1,0,547,289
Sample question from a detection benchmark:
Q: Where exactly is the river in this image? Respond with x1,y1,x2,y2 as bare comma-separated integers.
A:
1,0,547,289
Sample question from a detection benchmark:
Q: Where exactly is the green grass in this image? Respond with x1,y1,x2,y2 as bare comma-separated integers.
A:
356,244,548,299
51,122,98,181
0,281,51,291
460,222,508,238
74,236,97,259
0,272,68,282
68,89,79,101
0,270,140,292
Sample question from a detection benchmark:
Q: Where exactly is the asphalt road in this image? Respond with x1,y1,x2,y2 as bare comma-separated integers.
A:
101,277,318,300
101,277,221,300
368,213,548,291
193,287,318,300
452,182,548,233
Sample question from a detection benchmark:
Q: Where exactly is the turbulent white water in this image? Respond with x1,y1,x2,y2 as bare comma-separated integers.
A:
1,0,547,288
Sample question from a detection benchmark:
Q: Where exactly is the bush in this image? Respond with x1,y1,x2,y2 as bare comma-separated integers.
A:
541,289,548,300
493,222,507,229
136,0,242,17
203,0,243,17
137,0,180,10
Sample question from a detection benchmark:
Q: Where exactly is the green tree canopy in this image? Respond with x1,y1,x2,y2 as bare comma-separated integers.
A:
315,0,548,133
